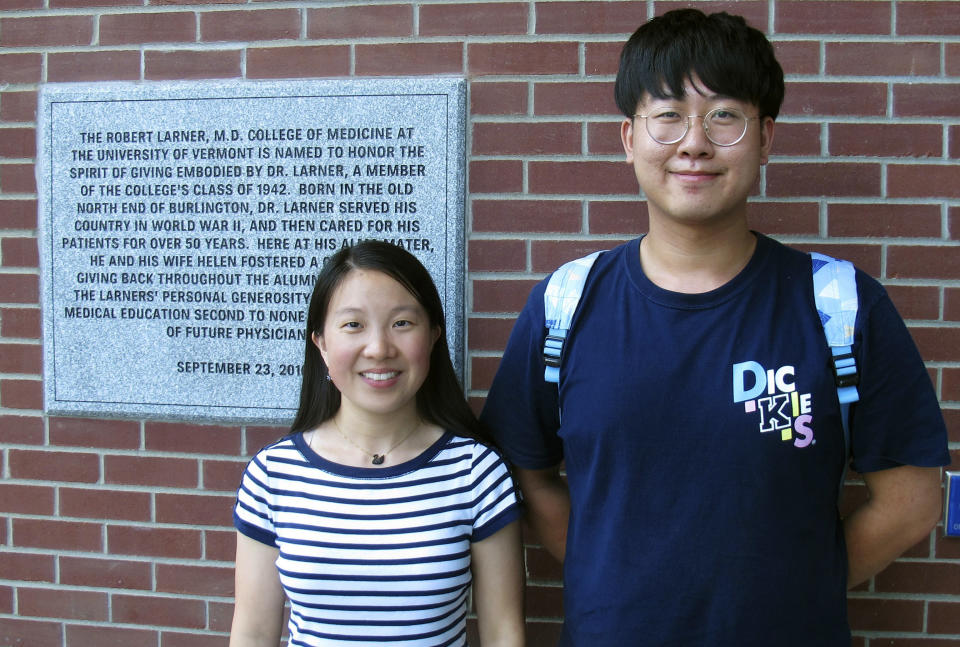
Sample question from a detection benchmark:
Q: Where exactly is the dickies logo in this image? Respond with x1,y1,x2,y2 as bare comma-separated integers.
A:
733,361,814,448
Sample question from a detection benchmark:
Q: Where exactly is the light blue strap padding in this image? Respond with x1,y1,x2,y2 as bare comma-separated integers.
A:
543,251,602,384
811,252,860,502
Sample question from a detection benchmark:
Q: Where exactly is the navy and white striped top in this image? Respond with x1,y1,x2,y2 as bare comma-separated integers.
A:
234,431,520,647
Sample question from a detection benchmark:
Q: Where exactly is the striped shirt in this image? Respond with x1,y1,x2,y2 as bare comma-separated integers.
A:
234,431,520,647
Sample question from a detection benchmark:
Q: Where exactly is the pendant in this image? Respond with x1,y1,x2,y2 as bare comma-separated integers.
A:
372,454,385,465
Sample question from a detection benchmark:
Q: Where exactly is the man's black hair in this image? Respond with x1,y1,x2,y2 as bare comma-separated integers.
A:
615,9,784,120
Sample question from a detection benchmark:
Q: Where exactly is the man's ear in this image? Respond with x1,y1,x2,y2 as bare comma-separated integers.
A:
621,118,636,164
759,116,775,166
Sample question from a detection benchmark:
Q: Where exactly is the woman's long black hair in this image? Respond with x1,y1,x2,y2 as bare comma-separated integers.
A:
290,241,491,444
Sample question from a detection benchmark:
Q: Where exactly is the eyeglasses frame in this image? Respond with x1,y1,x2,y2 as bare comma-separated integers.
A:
632,107,759,147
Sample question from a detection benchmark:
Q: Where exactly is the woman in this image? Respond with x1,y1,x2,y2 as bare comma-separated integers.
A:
230,241,524,647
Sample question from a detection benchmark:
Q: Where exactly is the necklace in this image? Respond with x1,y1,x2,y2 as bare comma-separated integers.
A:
332,416,420,465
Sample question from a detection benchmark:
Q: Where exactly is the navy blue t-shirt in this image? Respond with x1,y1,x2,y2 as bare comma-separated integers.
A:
481,234,949,647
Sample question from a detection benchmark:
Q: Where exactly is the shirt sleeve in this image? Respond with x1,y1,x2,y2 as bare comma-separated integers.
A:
480,279,566,469
470,444,521,542
849,272,951,473
233,451,279,547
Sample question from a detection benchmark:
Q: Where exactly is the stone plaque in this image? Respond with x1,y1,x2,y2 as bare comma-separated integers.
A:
38,78,466,424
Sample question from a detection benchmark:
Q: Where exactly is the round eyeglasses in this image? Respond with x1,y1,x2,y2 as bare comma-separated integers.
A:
633,107,757,147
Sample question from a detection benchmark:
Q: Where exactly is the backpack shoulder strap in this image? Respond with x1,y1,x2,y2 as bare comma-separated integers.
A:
543,251,603,384
810,252,860,498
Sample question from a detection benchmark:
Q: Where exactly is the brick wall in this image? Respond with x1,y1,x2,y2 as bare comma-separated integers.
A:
1,1,957,645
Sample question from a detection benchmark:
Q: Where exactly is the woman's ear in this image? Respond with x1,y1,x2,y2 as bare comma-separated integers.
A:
312,332,327,362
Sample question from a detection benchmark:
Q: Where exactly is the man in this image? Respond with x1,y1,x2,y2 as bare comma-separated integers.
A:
480,9,949,646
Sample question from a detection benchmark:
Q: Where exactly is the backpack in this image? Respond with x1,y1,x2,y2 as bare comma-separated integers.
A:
542,249,859,500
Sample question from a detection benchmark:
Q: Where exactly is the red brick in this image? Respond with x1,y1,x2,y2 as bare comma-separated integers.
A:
473,279,539,314
145,421,240,455
469,160,523,194
101,12,196,45
889,165,960,198
0,483,54,515
471,82,528,116
585,41,622,77
0,618,62,646
208,601,235,632
897,1,960,35
160,631,230,647
420,2,527,36
1,91,37,122
947,288,960,321
156,492,235,526
0,378,43,409
18,588,108,621
355,42,463,76
65,624,157,647
747,201,819,236
0,164,36,193
49,50,142,82
472,199,581,234
928,601,960,634
884,285,940,321
529,161,637,195
827,41,939,77
306,4,412,38
772,40,819,75
470,355,501,392
766,163,881,198
588,200,648,235
952,126,960,160
0,127,35,159
846,597,924,632
0,200,37,229
60,487,151,521
908,326,960,363
775,1,890,34
536,1,649,34
243,425,285,455
49,416,140,449
201,9,299,41
205,528,236,562
829,123,941,159
526,621,563,646
9,449,100,483
112,593,206,628
587,121,626,155
0,343,40,373
473,122,580,156
534,81,617,116
0,16,93,47
469,239,526,272
0,53,41,84
524,581,564,617
1,237,38,267
888,245,960,280
532,239,626,273
108,525,202,559
895,83,960,118
104,454,198,488
874,560,960,595
468,317,516,352
0,551,54,582
59,556,152,590
781,82,886,118
525,544,562,581
247,45,350,79
145,50,242,80
157,563,234,596
469,42,578,76
827,204,941,238
949,44,960,77
0,586,10,614
944,367,960,401
0,0,42,8
52,0,138,7
13,518,102,551
0,414,43,444
202,458,246,491
771,122,821,157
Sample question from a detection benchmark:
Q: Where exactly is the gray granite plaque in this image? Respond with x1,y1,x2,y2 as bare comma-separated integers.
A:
38,78,466,424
